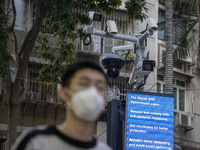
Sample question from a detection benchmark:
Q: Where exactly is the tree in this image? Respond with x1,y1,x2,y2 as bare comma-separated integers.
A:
0,0,148,149
173,0,200,68
165,0,173,94
159,0,200,93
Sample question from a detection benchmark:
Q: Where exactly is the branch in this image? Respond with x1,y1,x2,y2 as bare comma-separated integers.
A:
18,44,23,58
12,30,19,64
16,0,48,80
8,0,16,31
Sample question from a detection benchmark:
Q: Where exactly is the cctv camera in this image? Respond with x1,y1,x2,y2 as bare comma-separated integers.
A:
128,62,150,85
88,11,103,22
147,18,158,31
107,20,118,34
128,60,156,85
100,54,125,79
142,60,155,71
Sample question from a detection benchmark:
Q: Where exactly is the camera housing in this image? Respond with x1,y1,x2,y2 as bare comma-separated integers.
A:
107,20,118,34
128,60,156,85
142,60,155,71
147,18,158,31
100,54,125,79
111,44,134,53
88,11,103,22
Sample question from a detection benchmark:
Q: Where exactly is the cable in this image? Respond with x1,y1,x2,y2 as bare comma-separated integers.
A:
124,50,131,60
148,80,158,92
83,34,92,45
96,129,107,139
130,82,137,91
137,76,148,91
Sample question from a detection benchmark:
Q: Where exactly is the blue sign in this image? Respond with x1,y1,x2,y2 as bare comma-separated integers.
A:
126,91,174,150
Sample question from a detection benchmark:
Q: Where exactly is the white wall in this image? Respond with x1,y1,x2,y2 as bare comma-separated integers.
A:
14,0,26,30
14,0,33,31
96,122,107,143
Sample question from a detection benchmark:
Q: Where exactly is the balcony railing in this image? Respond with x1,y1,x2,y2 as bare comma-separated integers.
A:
21,79,62,103
107,80,131,101
20,78,131,103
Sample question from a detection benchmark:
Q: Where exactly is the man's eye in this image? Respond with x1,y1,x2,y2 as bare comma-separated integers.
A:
79,82,89,87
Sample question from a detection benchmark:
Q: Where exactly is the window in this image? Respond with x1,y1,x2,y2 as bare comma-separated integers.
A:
157,75,186,111
174,79,186,111
158,10,165,40
173,88,177,109
26,63,43,100
176,80,185,87
25,62,59,103
157,74,164,81
158,9,186,45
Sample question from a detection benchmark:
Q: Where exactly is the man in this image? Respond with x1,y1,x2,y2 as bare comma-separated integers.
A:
11,61,112,150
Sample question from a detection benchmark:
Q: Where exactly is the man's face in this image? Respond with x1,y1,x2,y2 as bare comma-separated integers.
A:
66,68,107,99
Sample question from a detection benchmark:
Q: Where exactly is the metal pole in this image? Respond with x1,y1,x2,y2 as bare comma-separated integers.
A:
93,30,138,43
107,99,125,150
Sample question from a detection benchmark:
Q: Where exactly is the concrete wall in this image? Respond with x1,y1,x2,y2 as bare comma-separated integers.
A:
148,0,200,149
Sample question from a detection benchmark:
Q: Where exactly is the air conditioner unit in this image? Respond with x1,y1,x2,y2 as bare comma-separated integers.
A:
26,91,39,100
178,112,191,127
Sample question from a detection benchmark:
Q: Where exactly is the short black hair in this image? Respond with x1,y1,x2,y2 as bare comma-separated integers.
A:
61,61,108,87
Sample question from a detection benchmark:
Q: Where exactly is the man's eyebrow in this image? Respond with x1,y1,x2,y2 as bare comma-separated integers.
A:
78,76,90,81
79,76,106,85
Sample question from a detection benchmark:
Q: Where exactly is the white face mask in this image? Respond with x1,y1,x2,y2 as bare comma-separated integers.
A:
69,87,105,122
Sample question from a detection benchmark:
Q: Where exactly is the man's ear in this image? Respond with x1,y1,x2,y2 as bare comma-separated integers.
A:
59,87,70,103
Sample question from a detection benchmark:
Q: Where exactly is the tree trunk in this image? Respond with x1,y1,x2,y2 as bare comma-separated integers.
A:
4,76,25,150
198,1,200,68
6,102,19,149
5,78,20,150
165,0,173,94
5,0,48,149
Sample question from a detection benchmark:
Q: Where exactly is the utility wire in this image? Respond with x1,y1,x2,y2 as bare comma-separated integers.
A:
96,129,107,139
148,80,158,92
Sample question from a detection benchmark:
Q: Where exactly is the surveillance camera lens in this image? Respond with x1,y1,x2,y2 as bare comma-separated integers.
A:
142,60,155,71
107,68,119,79
93,13,102,22
143,64,152,71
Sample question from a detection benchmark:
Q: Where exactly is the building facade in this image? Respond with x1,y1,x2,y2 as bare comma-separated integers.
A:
147,1,200,149
0,0,200,150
